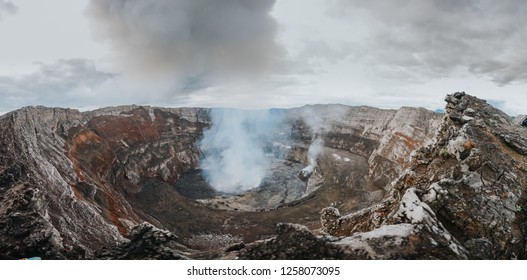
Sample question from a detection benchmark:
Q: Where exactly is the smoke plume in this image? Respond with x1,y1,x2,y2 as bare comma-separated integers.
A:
87,0,280,85
302,137,323,175
298,105,349,177
300,107,326,176
199,109,284,193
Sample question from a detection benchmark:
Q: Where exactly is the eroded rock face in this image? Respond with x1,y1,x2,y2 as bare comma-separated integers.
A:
314,93,527,259
0,106,209,258
425,93,527,258
2,93,523,259
0,107,125,259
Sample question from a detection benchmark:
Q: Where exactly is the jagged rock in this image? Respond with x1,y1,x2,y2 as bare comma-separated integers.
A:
320,207,340,233
0,183,69,259
449,113,463,123
461,115,474,123
453,91,466,99
240,215,466,259
465,108,477,117
499,133,527,155
445,95,460,105
238,223,344,259
465,238,495,259
315,188,468,259
96,223,189,259
513,115,527,127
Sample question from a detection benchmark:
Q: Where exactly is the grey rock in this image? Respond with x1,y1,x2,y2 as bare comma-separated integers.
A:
95,222,189,260
465,108,477,117
456,99,469,111
238,223,345,259
513,115,526,126
449,113,463,123
465,238,495,259
453,91,466,99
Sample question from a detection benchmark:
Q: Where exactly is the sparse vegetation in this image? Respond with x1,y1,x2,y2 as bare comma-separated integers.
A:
439,148,450,158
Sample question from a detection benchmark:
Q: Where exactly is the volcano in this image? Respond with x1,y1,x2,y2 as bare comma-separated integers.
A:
0,92,526,259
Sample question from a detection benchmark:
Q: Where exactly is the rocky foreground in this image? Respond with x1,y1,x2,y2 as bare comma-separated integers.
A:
0,93,526,259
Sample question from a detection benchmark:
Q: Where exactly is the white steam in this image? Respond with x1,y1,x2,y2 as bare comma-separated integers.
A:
300,107,326,176
302,137,324,174
199,109,282,193
199,105,345,192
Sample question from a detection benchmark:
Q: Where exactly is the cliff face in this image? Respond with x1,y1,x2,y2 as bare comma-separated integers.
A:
0,93,524,259
0,106,210,258
247,93,527,260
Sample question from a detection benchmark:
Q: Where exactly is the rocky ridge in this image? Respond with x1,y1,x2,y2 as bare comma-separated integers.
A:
240,93,527,259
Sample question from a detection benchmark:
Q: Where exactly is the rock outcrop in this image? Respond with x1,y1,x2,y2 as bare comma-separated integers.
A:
514,115,527,127
96,222,190,260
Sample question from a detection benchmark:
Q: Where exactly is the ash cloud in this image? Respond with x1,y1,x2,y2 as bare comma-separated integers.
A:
0,0,17,20
87,0,281,85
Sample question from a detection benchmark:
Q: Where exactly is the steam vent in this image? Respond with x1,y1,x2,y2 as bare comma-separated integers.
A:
1,93,526,259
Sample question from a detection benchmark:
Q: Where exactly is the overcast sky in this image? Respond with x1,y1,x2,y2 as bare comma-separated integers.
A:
1,0,526,115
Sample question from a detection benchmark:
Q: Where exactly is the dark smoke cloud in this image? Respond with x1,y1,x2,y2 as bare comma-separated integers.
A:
332,0,527,85
0,0,17,20
87,0,281,86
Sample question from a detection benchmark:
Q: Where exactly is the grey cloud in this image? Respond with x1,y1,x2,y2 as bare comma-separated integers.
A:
299,40,354,63
469,55,527,86
87,0,281,86
0,59,114,113
0,0,17,20
333,0,527,85
278,39,360,80
489,63,527,86
469,60,509,75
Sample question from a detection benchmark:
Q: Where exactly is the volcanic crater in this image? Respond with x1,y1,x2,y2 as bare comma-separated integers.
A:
2,93,526,259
